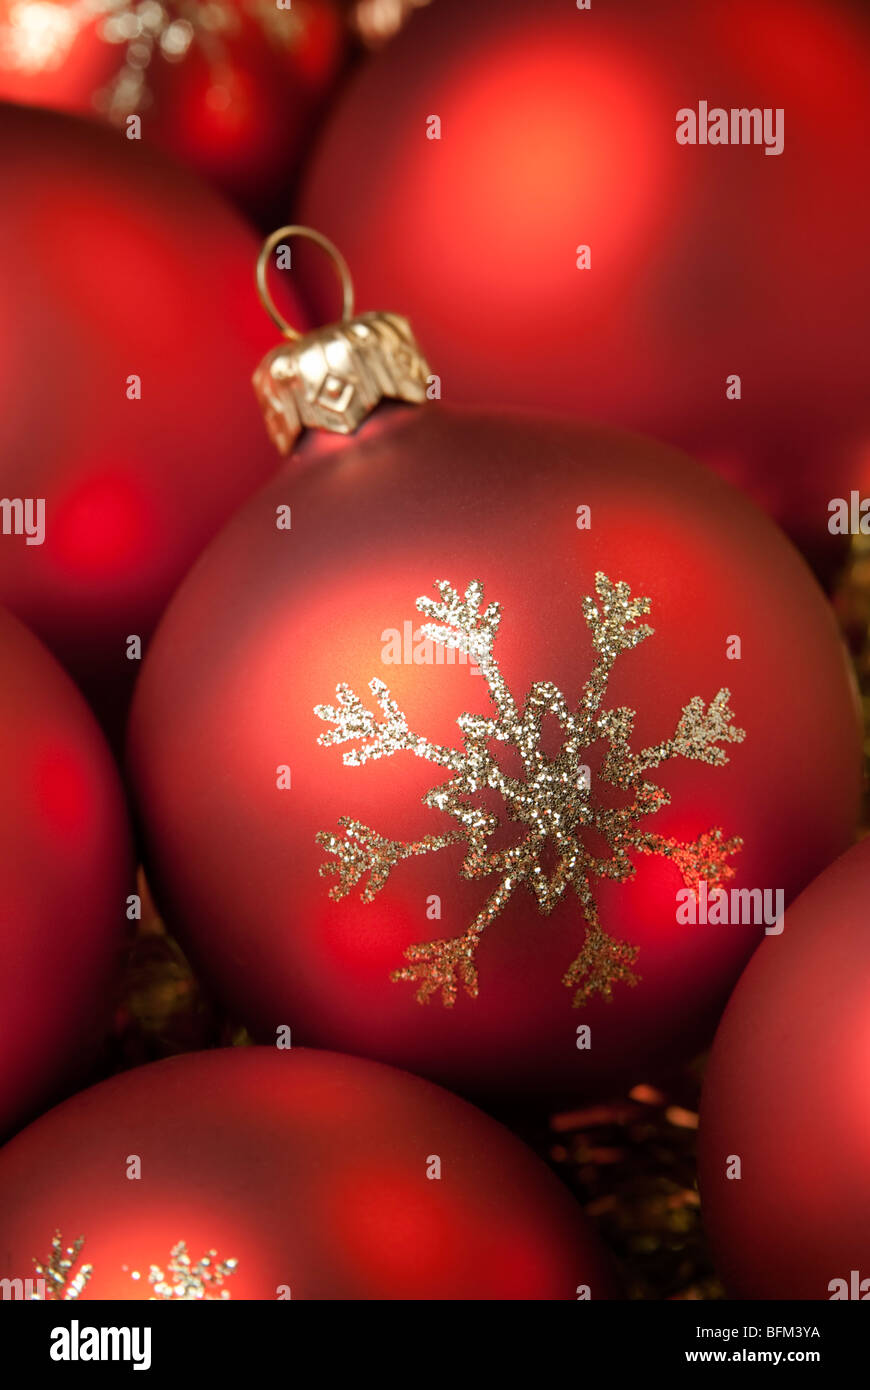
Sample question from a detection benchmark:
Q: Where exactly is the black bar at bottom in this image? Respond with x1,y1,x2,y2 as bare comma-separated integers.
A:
4,1298,864,1376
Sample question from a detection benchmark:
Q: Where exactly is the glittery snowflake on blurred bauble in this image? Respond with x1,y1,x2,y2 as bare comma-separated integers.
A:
316,574,746,1008
32,1232,93,1299
32,1230,238,1299
144,1241,238,1299
0,0,344,217
1,1,251,118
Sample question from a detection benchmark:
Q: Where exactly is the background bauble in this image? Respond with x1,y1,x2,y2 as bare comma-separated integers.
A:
0,1047,618,1299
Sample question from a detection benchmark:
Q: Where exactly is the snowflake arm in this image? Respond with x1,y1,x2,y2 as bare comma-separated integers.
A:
417,579,517,721
561,880,639,1007
315,677,460,769
390,877,514,1005
636,827,743,892
391,934,480,1007
637,688,745,770
583,573,653,658
317,817,465,902
579,574,653,722
562,926,640,1008
416,579,501,662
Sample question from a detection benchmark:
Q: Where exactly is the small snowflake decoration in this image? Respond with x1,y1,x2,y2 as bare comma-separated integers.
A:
0,1,311,122
315,574,745,1009
31,1233,238,1299
32,1231,93,1299
146,1241,238,1299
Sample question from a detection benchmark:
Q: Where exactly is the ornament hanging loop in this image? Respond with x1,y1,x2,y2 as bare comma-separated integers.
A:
255,225,355,340
253,224,431,457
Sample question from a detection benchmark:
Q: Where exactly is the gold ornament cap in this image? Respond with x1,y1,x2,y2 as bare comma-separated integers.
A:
253,226,431,457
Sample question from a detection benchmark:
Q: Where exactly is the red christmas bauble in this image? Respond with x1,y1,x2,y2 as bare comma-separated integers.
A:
300,0,870,574
0,606,131,1140
0,102,298,734
0,1047,617,1299
127,405,862,1101
0,0,345,221
699,836,870,1300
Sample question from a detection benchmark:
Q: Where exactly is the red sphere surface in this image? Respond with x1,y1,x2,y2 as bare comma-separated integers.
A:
301,0,870,570
699,836,870,1300
0,0,344,220
0,606,131,1139
0,1047,617,1299
128,407,862,1100
0,102,295,732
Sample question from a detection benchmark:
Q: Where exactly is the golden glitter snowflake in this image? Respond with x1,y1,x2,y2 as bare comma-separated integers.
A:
145,1241,238,1299
31,1233,237,1299
315,575,745,1008
32,1231,93,1300
0,0,311,121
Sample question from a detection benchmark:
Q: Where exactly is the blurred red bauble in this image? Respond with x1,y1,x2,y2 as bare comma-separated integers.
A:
128,403,862,1103
0,102,301,734
0,1048,617,1299
0,0,345,221
0,607,131,1140
700,837,870,1299
301,0,870,575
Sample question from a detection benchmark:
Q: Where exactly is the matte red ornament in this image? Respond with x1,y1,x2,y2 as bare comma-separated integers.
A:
0,607,131,1140
128,396,862,1101
300,0,870,574
0,0,345,221
699,836,870,1300
0,1048,618,1300
0,102,297,734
